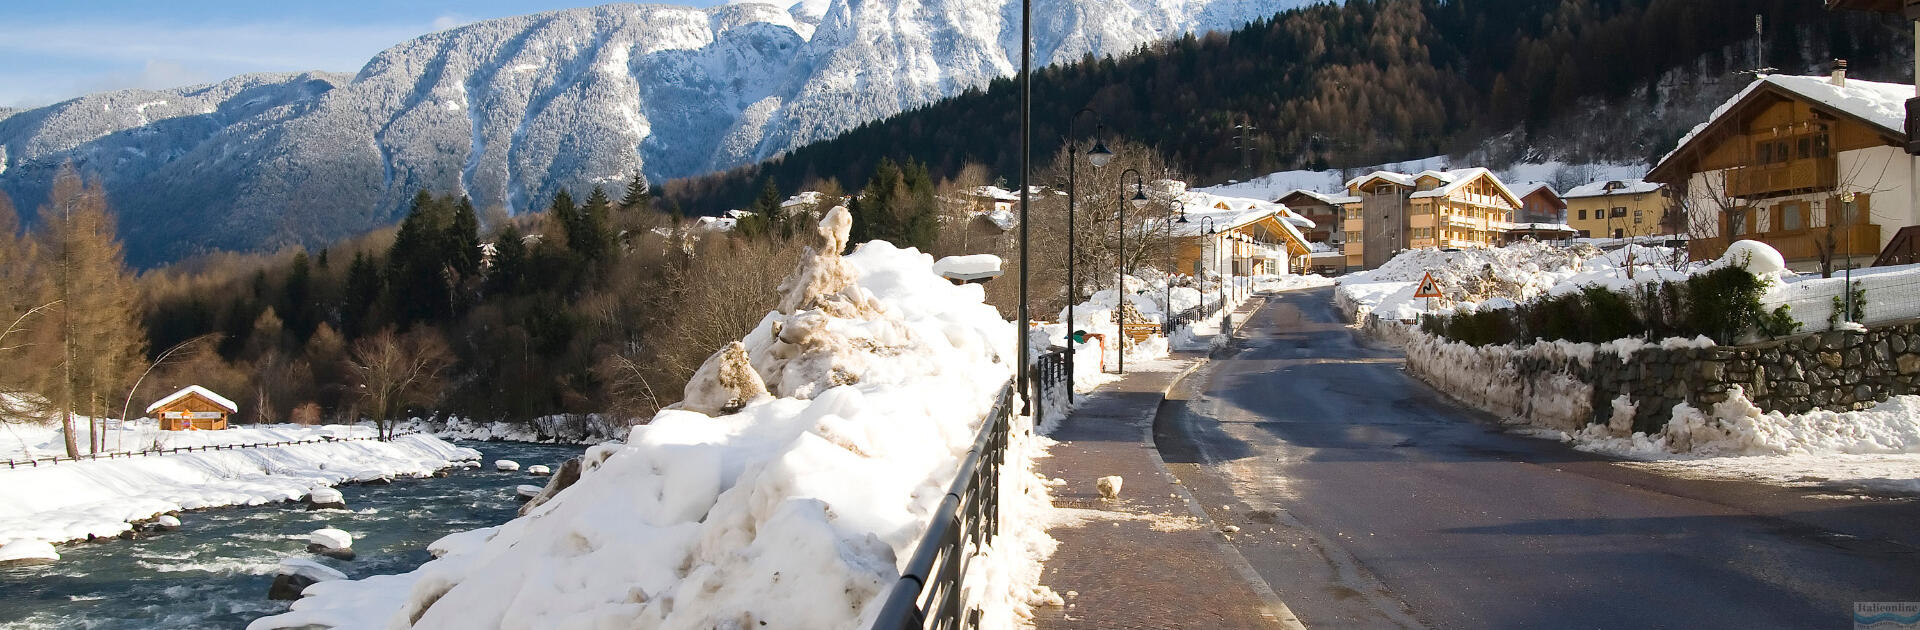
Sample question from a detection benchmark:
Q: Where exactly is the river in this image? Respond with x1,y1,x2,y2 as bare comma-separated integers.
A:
0,440,586,629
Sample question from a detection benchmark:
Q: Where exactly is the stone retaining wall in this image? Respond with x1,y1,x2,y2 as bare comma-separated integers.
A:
1591,320,1920,433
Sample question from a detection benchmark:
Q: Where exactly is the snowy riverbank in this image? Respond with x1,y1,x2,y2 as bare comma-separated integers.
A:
251,208,1058,629
0,426,479,551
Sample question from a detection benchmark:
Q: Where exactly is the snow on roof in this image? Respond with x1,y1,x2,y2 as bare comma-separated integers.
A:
1168,191,1311,245
1512,181,1559,198
1659,74,1913,168
780,191,823,208
1343,168,1518,204
1279,189,1347,206
1508,223,1577,232
973,186,1022,202
1562,178,1662,198
145,386,237,414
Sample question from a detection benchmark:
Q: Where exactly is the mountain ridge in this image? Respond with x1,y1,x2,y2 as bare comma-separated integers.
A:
0,0,1298,265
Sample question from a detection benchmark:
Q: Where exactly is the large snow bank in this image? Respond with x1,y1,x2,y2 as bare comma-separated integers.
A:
0,428,478,547
250,207,1058,630
1335,241,1687,322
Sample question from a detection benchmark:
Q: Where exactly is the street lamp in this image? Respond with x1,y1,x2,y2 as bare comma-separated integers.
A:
1116,168,1147,374
1199,216,1226,333
1064,109,1109,383
1165,199,1187,335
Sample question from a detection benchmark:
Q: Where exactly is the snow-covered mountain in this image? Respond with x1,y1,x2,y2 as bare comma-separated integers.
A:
0,0,1301,265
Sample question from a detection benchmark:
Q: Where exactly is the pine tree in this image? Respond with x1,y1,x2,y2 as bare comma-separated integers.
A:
341,251,384,338
574,187,614,261
490,225,529,295
388,191,455,326
450,196,481,277
620,172,652,212
282,251,314,344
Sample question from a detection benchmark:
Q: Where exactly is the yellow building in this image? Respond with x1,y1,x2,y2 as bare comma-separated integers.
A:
1169,193,1314,276
1340,168,1521,269
1563,179,1676,239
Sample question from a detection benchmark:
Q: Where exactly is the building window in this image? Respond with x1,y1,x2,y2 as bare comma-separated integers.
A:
1610,207,1627,218
1578,209,1587,220
1778,202,1805,232
1634,209,1643,224
1613,228,1624,239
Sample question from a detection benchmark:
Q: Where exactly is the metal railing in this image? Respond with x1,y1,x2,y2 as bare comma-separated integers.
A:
872,381,1015,630
3,431,417,469
1031,350,1071,428
1166,292,1227,335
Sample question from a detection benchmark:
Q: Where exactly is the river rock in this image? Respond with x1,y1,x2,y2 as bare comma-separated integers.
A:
0,540,59,564
306,487,346,510
495,460,521,472
154,515,182,530
519,457,584,516
269,557,347,600
514,484,543,500
527,465,552,477
307,528,355,560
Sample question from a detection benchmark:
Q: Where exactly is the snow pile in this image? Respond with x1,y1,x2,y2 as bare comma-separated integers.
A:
0,429,477,548
250,207,1057,630
1571,388,1920,459
1335,240,1687,322
1248,273,1334,293
1404,331,1718,433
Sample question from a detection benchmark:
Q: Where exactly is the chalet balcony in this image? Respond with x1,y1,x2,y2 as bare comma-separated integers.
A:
1724,158,1837,199
1441,214,1482,229
1690,223,1881,262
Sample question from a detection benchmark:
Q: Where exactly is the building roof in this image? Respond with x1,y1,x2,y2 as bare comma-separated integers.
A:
1653,74,1911,180
1276,189,1353,207
1345,168,1521,206
1562,178,1663,198
1511,181,1560,198
146,386,238,414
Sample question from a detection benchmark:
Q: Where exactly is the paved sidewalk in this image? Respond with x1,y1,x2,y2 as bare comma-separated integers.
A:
1033,298,1299,630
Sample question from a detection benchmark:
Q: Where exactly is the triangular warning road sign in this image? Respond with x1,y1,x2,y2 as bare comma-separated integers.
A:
1413,271,1443,299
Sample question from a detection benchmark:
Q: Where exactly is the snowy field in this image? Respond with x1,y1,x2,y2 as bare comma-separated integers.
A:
0,420,374,461
251,208,1061,630
0,425,479,551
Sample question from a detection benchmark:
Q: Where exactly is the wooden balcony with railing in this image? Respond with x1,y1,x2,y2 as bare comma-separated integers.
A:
1690,223,1882,262
1724,158,1837,199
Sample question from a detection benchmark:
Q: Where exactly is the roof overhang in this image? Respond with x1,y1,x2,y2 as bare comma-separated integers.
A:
1648,80,1909,185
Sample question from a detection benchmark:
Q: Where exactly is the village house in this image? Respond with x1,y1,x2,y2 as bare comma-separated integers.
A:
1273,189,1354,244
1168,192,1314,277
146,385,237,431
1506,182,1578,243
1648,64,1918,272
1563,178,1676,240
1340,168,1522,270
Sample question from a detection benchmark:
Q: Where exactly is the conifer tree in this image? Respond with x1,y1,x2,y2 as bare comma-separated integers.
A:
620,172,651,212
450,196,481,277
35,165,145,456
575,187,614,261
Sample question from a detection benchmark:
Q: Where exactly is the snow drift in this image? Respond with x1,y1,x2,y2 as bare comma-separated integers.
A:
251,208,1056,629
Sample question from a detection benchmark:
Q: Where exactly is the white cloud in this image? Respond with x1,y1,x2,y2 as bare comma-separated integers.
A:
0,19,436,107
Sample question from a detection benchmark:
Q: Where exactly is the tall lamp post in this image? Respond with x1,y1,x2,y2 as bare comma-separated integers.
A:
1117,168,1147,374
1166,199,1187,335
1016,0,1031,410
1065,110,1112,382
1199,216,1225,333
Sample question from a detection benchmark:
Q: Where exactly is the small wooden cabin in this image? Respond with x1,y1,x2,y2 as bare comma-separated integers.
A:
146,386,237,431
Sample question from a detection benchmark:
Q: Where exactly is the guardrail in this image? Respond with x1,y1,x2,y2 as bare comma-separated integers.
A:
1167,292,1227,335
3,431,418,469
872,381,1015,630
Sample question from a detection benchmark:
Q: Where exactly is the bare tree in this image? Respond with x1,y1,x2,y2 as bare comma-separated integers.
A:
347,328,453,440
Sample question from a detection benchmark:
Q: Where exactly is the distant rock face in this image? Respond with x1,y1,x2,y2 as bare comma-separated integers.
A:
0,0,1298,265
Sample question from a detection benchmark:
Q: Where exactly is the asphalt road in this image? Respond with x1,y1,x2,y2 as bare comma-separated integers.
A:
1155,286,1920,629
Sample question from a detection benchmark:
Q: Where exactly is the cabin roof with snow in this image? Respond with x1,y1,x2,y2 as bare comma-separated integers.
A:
146,386,238,414
1649,73,1910,183
1562,179,1663,199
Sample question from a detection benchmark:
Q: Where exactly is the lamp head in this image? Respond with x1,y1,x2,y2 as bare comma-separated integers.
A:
1130,189,1149,209
1087,142,1114,168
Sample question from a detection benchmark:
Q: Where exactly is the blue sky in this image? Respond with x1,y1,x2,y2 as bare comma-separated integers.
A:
0,1,730,108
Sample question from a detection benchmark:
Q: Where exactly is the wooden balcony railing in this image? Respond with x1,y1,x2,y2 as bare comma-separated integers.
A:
1725,158,1837,198
1690,223,1882,262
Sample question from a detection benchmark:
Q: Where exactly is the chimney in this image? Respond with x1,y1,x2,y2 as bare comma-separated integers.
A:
1830,59,1848,88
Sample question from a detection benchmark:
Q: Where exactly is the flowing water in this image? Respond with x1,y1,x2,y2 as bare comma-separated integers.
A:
0,441,586,629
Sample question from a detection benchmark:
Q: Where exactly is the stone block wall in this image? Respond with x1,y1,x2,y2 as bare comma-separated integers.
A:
1589,320,1920,433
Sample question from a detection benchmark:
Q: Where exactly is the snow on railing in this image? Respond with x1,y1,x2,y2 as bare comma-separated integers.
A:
871,381,1016,630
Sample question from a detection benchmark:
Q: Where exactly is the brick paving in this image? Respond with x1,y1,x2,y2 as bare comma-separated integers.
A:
1032,299,1299,630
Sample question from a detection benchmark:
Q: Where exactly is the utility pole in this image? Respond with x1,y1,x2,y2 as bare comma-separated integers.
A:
1232,117,1259,180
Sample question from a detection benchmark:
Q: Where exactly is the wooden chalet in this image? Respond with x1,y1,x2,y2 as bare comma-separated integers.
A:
146,386,237,431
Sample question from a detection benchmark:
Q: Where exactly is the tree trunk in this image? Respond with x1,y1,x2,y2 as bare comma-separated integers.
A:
62,410,78,459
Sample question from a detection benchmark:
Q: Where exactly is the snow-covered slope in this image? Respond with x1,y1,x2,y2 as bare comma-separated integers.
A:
0,0,1300,265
